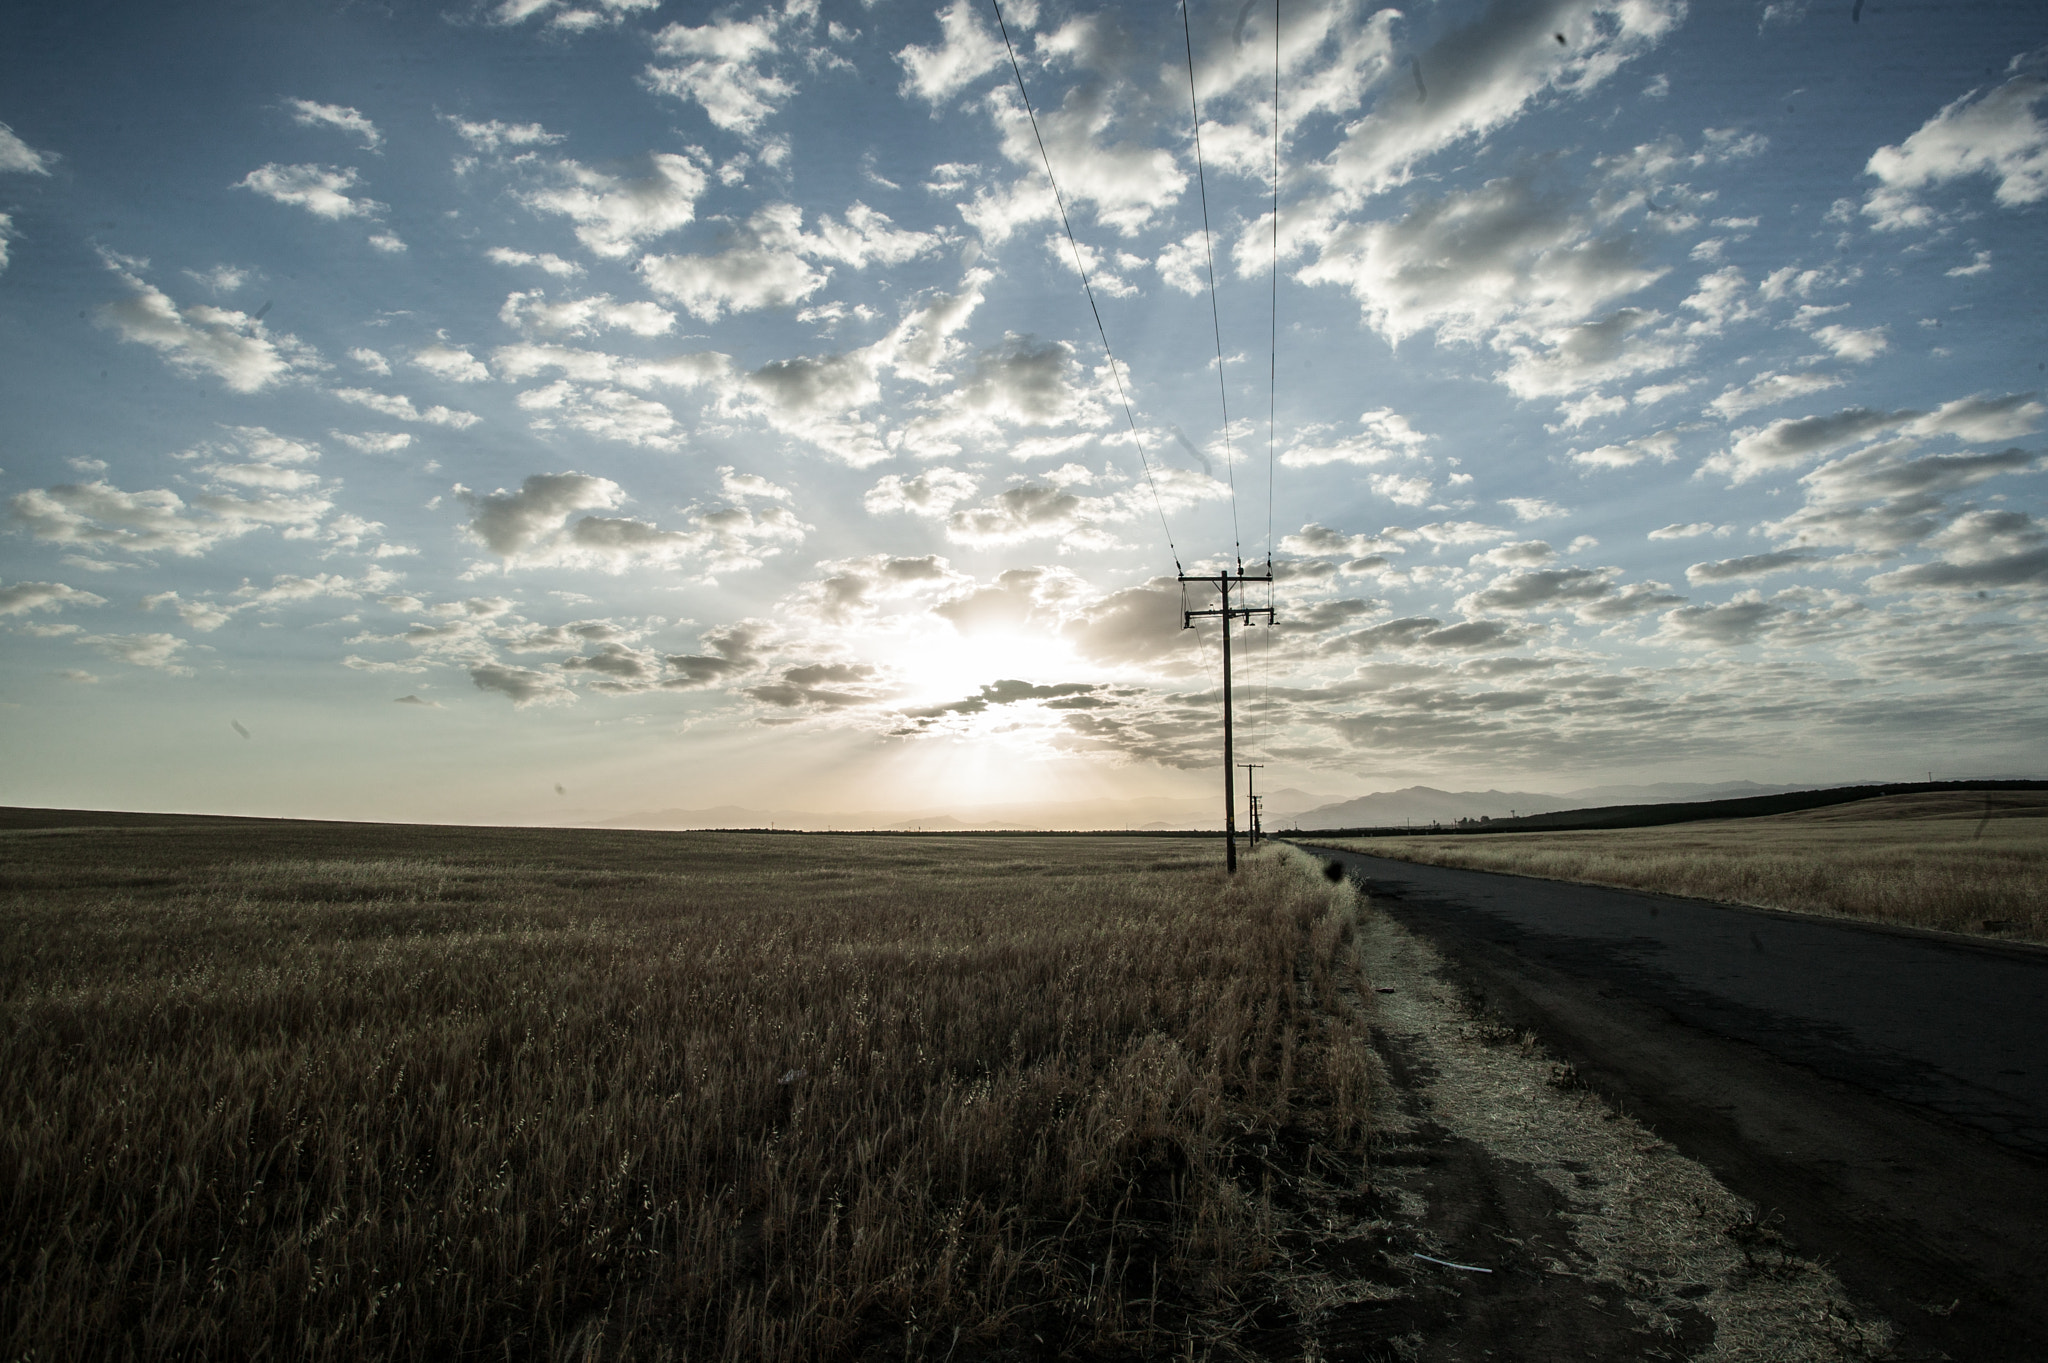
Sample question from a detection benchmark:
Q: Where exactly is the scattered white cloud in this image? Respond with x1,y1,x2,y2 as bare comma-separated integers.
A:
332,388,481,428
1946,250,1993,277
237,163,384,220
1280,409,1429,468
8,427,339,559
1705,406,1908,484
501,290,675,337
520,153,706,259
1862,65,2048,230
448,117,564,152
1706,370,1843,420
413,343,490,384
486,247,584,277
644,12,796,136
286,99,382,149
80,632,195,674
896,0,1004,105
0,581,107,617
97,255,321,392
1685,551,1811,583
1807,323,1888,363
0,122,56,175
1648,522,1730,540
1571,429,1679,468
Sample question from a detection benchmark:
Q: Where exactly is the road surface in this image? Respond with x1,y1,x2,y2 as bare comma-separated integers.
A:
1312,846,2048,1359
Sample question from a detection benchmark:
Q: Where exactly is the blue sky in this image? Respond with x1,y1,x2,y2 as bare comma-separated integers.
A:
2,0,2044,823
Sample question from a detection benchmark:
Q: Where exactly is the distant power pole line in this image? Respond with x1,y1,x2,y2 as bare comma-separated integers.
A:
1239,763,1264,848
1183,566,1276,873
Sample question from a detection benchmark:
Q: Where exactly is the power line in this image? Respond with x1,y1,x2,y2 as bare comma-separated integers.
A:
1268,0,1280,571
1179,0,1243,572
988,0,1181,572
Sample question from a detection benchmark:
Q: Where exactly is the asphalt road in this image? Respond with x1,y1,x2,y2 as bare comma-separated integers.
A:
1311,846,2048,1358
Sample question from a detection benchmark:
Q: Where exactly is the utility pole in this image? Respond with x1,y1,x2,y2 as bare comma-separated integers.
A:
1182,566,1276,873
1239,763,1264,848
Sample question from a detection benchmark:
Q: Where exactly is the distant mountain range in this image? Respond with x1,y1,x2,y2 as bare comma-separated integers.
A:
589,782,1822,833
1282,781,1825,830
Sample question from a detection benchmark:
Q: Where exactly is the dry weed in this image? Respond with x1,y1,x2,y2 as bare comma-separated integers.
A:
0,826,1366,1361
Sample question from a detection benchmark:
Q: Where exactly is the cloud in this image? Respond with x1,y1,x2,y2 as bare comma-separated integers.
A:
1473,540,1554,567
465,472,624,556
500,290,674,337
97,256,319,392
944,483,1086,546
1862,66,2048,230
470,662,574,707
1299,176,1666,349
492,343,729,393
331,430,413,454
1497,308,1691,399
1648,522,1729,539
286,99,382,149
1342,616,1529,654
1706,370,1844,420
897,0,1004,105
1865,510,2048,592
1705,406,1910,483
1280,408,1429,468
640,210,828,320
9,428,337,557
237,163,383,219
486,247,583,277
394,693,440,707
1903,391,2045,443
0,122,56,174
490,0,658,30
463,470,807,571
1459,566,1618,614
1501,497,1566,522
1685,551,1811,584
332,388,481,428
1321,0,1684,199
521,153,706,258
644,13,795,136
1807,323,1887,363
449,117,564,152
865,467,979,517
1655,594,1783,647
413,343,489,383
1277,524,1407,559
1571,428,1678,468
640,201,938,321
80,632,194,674
0,581,107,617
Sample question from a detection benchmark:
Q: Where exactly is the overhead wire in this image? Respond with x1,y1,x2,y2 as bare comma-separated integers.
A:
1263,0,1280,724
1179,0,1244,575
988,0,1182,572
1267,0,1280,576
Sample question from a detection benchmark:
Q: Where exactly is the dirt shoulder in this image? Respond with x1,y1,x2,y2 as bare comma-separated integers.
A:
1327,877,2048,1361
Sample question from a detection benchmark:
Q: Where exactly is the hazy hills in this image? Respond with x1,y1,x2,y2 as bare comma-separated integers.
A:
589,782,1821,833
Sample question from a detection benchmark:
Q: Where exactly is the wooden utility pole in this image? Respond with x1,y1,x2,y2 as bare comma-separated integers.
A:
1182,568,1275,872
1239,763,1264,847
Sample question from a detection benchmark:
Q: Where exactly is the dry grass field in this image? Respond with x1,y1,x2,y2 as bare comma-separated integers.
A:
1319,791,2048,941
0,821,1368,1362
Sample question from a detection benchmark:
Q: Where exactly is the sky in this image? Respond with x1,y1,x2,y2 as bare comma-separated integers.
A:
1,0,2044,825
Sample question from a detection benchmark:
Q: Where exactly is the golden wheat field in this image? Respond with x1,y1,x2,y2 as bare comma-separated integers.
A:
1320,791,2048,940
0,819,1367,1362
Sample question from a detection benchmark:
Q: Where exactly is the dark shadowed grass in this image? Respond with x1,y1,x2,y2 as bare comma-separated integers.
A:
0,823,1367,1361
